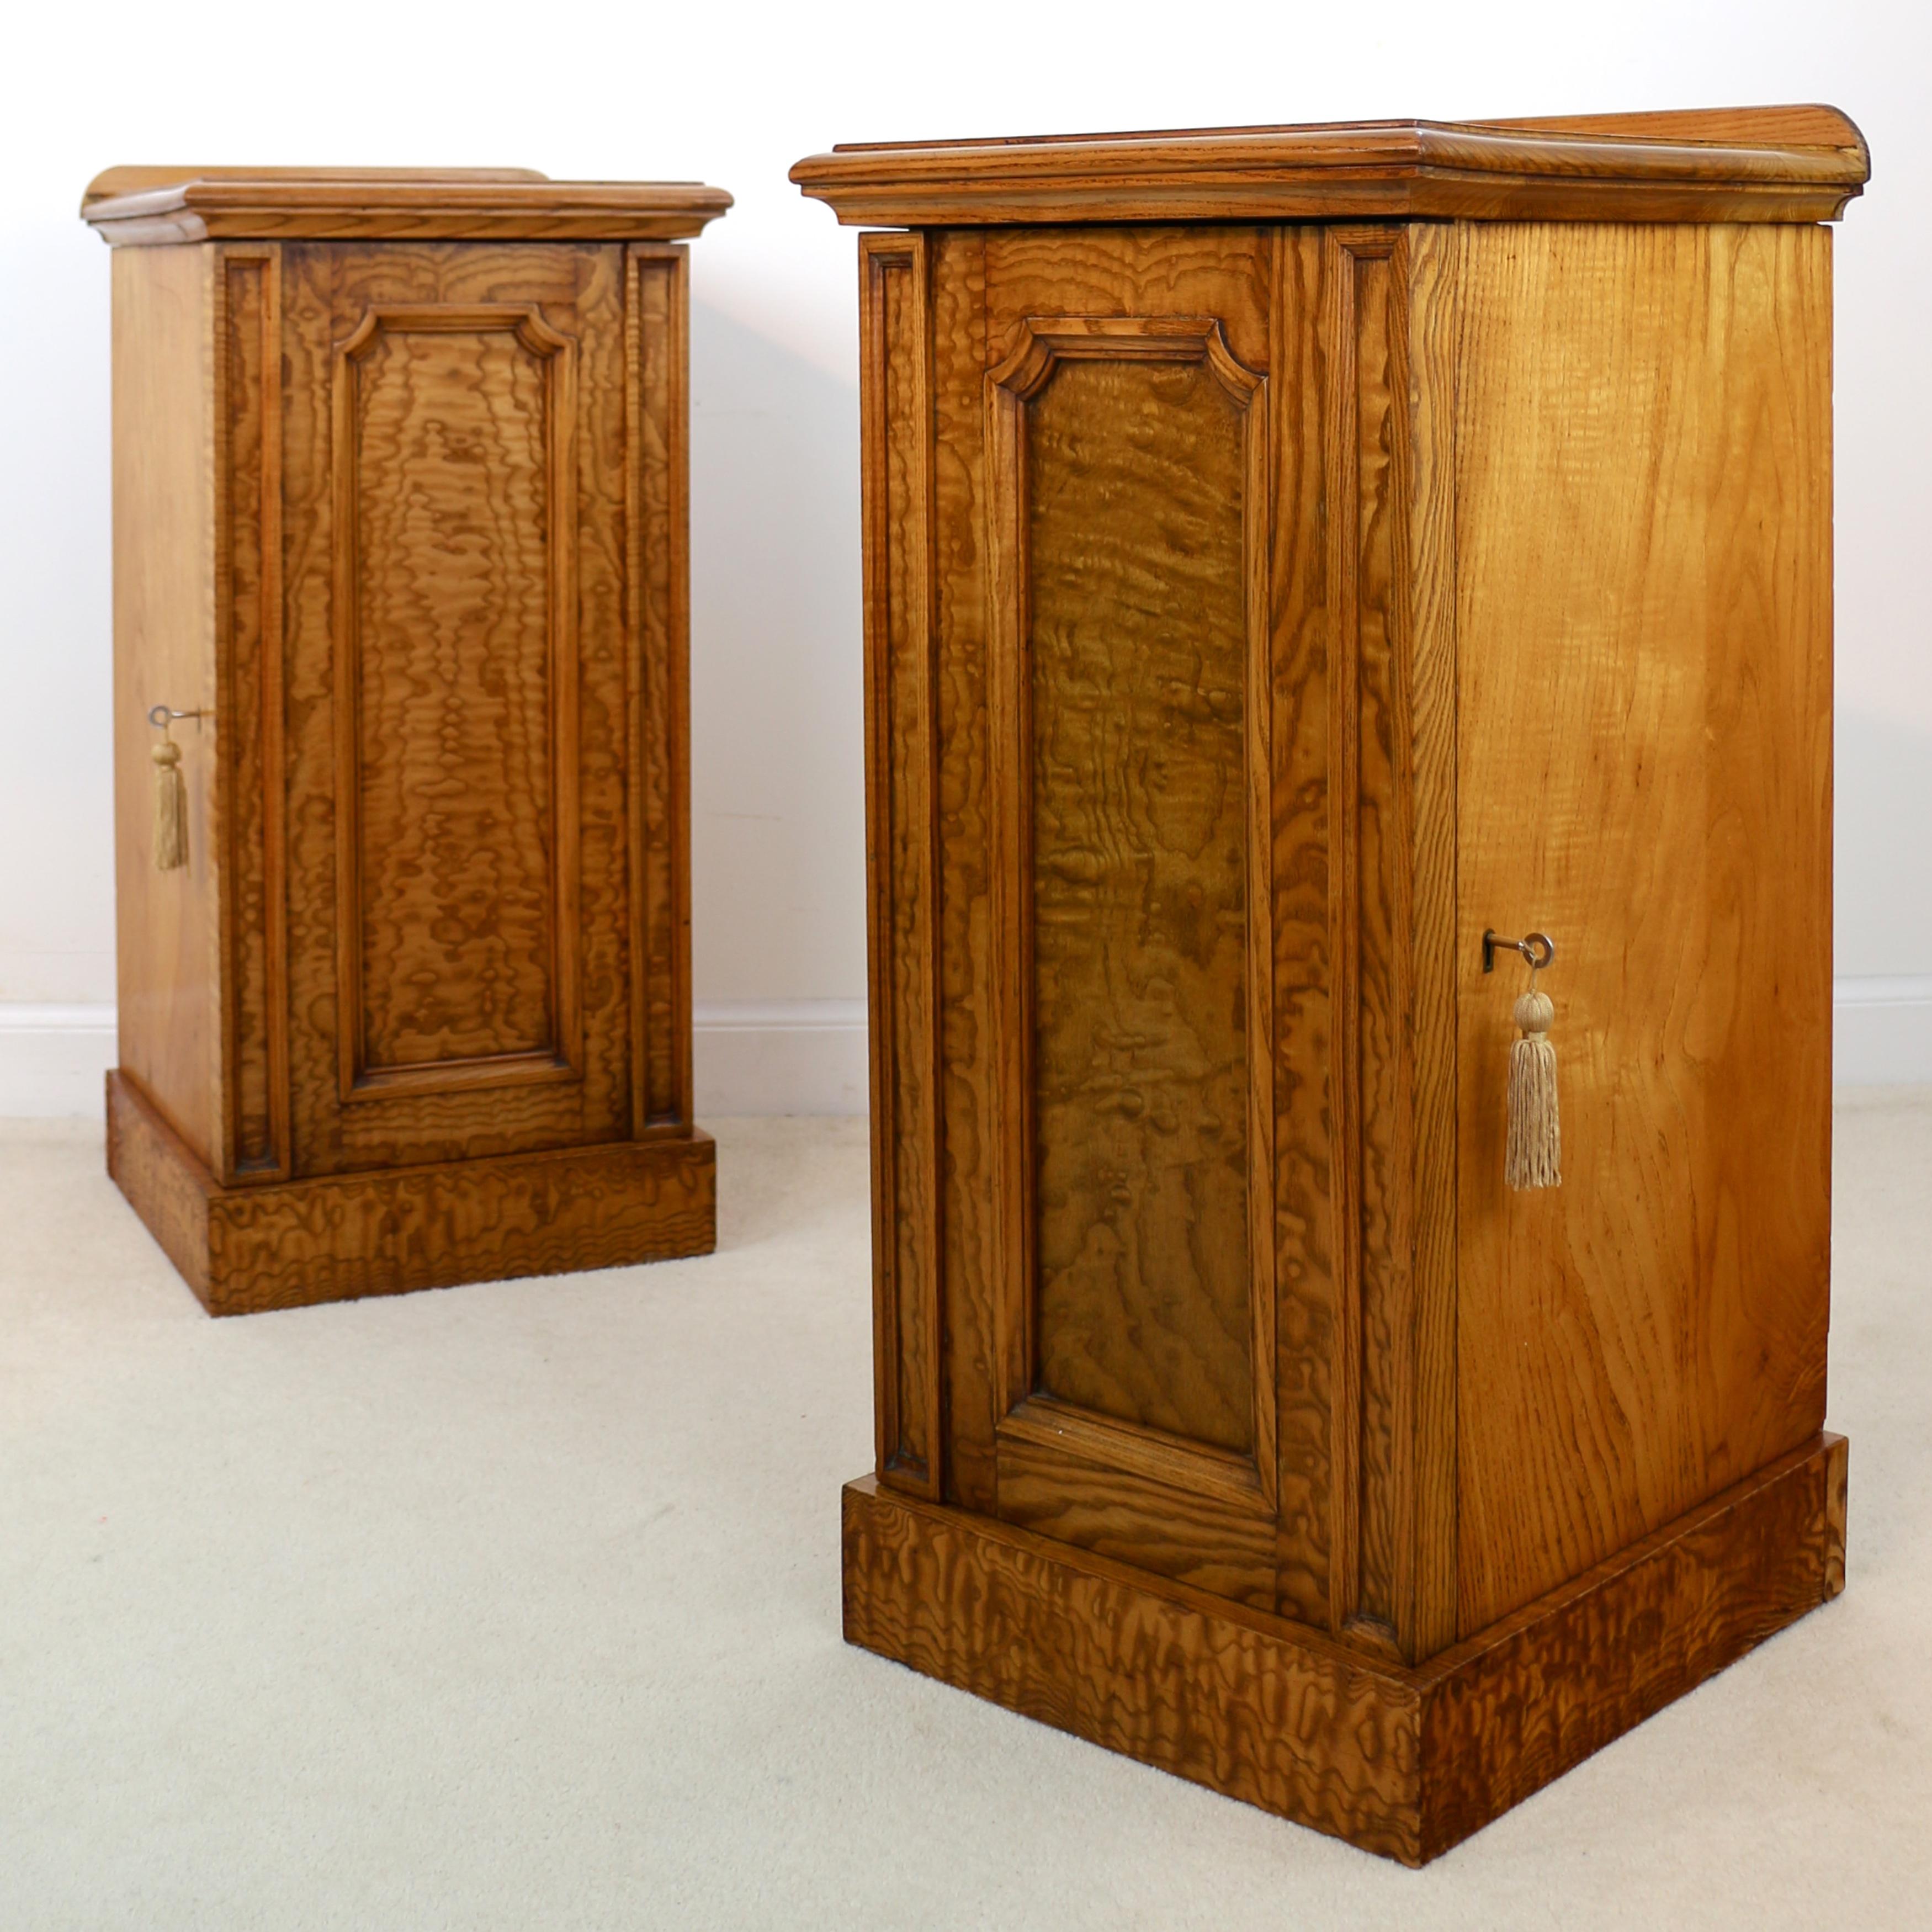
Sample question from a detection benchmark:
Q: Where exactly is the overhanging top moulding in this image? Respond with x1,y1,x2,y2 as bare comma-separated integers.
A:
81,167,734,246
789,105,1869,227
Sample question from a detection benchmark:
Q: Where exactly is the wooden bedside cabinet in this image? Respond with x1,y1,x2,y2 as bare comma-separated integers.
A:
792,106,1867,1861
84,167,729,1315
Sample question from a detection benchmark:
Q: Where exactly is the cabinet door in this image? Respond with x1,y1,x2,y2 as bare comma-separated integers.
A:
275,241,677,1175
873,225,1456,1649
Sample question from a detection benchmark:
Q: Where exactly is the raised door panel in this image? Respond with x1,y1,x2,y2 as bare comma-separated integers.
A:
1021,337,1259,1458
332,300,581,1097
280,242,635,1174
978,232,1280,1609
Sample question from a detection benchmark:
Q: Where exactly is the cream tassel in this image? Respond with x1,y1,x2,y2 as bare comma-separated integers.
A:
152,735,187,872
1505,988,1560,1190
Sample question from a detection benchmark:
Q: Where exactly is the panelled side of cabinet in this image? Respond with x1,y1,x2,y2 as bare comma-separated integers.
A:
626,243,696,1135
215,245,290,1182
1452,222,1834,1633
112,243,221,1166
859,231,943,1494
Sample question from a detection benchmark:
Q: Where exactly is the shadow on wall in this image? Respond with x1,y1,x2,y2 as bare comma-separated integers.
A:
1835,705,1932,981
687,299,867,1007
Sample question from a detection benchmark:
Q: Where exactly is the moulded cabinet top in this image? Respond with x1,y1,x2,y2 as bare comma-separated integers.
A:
790,105,1868,227
81,166,733,246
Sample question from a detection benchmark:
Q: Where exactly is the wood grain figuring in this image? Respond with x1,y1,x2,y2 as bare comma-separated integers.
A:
1416,1431,1847,1859
985,226,1274,375
108,1070,713,1315
979,229,1277,1527
792,108,1867,228
1824,1435,1849,1600
844,1473,1423,1861
1399,224,1464,1664
104,1071,213,1296
997,1399,1277,1606
216,247,290,1179
859,232,943,1491
86,166,546,204
82,170,730,247
976,226,1275,1498
1002,1394,1270,1509
332,302,579,1088
843,1429,1845,1864
1319,226,1462,1662
112,242,221,1166
1478,105,1863,148
930,229,1002,1516
1025,346,1253,1451
625,245,694,1132
1325,232,1415,1644
1452,222,1835,1633
280,243,633,1175
1351,245,1404,1639
975,267,1283,1609
1266,227,1336,1629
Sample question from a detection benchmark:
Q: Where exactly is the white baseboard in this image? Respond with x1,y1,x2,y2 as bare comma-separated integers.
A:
0,1004,116,1118
1833,975,1932,1086
692,998,868,1116
3,983,1922,1119
0,997,872,1120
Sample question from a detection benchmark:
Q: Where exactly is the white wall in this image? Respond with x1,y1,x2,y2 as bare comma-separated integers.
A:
1,0,1926,1111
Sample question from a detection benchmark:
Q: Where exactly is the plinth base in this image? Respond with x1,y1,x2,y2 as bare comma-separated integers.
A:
106,1070,715,1317
841,1432,1847,1865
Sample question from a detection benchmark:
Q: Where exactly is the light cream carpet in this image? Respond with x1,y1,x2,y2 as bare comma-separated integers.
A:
1,1105,1926,1929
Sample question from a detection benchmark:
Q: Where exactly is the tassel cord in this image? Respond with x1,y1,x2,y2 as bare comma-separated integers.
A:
152,735,188,872
1505,984,1561,1190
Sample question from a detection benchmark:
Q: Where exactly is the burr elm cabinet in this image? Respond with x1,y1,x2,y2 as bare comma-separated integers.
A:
84,167,729,1314
792,107,1868,1861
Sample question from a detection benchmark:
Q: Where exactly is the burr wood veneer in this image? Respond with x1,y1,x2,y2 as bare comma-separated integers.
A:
85,167,729,1313
793,106,1867,1861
